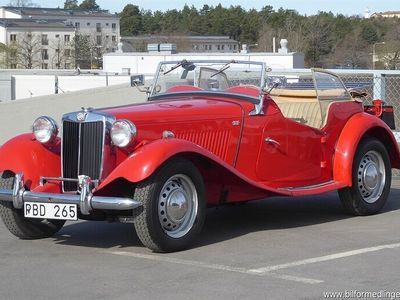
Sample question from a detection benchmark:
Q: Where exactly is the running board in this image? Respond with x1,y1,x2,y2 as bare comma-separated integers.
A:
277,181,347,196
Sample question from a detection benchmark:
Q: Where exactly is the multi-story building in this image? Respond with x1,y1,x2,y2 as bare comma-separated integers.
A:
122,35,240,53
0,18,76,69
370,11,400,18
0,6,120,69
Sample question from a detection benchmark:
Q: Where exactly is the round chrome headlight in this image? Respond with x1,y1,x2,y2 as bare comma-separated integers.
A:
32,116,58,144
111,120,137,148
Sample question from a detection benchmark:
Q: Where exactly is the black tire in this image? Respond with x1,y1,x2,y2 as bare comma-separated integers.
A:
0,172,65,239
338,138,391,215
133,158,206,252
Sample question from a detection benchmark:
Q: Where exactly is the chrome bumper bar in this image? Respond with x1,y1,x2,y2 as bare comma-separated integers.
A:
0,174,141,215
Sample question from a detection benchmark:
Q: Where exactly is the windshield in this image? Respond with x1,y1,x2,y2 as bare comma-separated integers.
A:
150,60,265,97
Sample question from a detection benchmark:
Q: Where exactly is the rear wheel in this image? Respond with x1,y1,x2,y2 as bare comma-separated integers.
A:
133,158,206,252
338,138,391,215
0,172,65,239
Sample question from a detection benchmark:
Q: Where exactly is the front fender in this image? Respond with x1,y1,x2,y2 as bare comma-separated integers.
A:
333,112,400,186
0,133,61,189
98,139,229,189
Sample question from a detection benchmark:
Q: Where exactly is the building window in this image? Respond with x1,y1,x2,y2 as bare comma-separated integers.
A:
42,63,48,69
217,45,220,50
55,48,59,53
87,22,90,26
64,49,71,56
42,49,48,60
106,35,109,39
75,22,80,29
10,34,16,42
112,23,116,31
221,45,225,50
10,64,17,69
64,35,70,42
111,48,116,52
55,34,59,38
96,35,102,45
106,23,109,26
56,63,60,68
96,23,101,32
233,45,237,50
41,34,48,45
111,35,116,42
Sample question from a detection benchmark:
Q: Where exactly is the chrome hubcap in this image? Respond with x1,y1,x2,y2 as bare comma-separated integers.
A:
357,150,385,204
158,174,198,238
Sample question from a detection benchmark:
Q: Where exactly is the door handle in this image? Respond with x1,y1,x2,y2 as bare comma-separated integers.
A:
265,137,280,147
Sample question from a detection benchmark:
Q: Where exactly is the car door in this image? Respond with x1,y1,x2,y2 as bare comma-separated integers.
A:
256,109,324,186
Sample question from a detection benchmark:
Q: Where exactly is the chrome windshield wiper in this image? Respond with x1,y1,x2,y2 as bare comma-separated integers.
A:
210,60,236,78
163,59,188,75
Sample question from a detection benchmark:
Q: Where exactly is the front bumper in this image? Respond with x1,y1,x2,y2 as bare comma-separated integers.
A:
0,173,141,215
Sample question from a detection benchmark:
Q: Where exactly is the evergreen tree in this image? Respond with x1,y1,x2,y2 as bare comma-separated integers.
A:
64,0,78,9
79,0,99,10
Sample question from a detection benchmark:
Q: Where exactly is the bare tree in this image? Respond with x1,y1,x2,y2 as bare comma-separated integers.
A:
49,37,73,69
11,32,43,69
330,27,370,68
87,33,116,69
377,42,400,70
257,24,277,52
379,22,400,69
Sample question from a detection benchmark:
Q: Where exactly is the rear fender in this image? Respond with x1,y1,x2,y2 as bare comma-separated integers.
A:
0,133,61,189
333,113,400,186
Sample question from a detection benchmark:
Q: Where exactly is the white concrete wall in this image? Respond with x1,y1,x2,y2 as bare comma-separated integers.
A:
13,75,55,99
103,52,305,74
12,74,132,99
0,26,6,44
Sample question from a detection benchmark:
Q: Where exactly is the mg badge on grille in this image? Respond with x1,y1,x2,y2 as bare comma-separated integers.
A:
76,112,88,122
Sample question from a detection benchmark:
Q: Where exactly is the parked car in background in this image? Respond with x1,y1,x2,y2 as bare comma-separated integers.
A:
0,60,398,252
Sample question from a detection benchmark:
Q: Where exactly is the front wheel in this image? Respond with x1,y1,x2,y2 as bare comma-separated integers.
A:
133,158,206,252
338,138,391,215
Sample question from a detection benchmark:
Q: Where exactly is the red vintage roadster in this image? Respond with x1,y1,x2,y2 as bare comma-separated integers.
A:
0,60,398,252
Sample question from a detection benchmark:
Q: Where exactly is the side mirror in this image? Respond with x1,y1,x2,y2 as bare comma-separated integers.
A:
131,75,145,86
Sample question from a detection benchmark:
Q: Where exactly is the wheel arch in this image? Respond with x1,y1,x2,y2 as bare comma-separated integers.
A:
333,113,400,186
97,139,280,203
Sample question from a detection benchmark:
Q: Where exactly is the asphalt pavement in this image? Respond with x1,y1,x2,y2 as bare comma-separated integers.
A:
1,181,400,300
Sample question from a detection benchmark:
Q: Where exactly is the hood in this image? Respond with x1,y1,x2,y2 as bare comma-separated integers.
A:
100,96,245,165
100,97,245,125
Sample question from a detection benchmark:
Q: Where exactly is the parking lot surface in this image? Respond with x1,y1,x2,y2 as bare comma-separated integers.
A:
1,182,400,300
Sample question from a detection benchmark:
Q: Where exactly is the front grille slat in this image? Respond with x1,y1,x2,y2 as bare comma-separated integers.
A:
62,120,104,192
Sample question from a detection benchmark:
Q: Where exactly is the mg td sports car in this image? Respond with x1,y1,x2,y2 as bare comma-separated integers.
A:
0,60,398,252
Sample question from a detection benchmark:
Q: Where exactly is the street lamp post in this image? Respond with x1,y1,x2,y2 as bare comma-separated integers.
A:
373,42,385,69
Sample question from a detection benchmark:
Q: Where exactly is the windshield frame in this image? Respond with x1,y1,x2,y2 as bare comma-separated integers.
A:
148,59,267,100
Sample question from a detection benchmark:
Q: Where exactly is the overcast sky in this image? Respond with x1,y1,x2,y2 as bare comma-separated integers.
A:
0,0,399,16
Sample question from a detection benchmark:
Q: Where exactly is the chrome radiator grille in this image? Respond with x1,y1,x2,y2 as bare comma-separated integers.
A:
62,120,104,191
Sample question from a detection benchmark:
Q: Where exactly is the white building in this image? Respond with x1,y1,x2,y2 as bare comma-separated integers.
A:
0,6,120,69
104,39,304,74
122,35,240,53
0,18,76,69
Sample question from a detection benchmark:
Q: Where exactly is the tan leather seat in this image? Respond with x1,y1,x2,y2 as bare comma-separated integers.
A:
274,102,323,128
270,89,323,128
